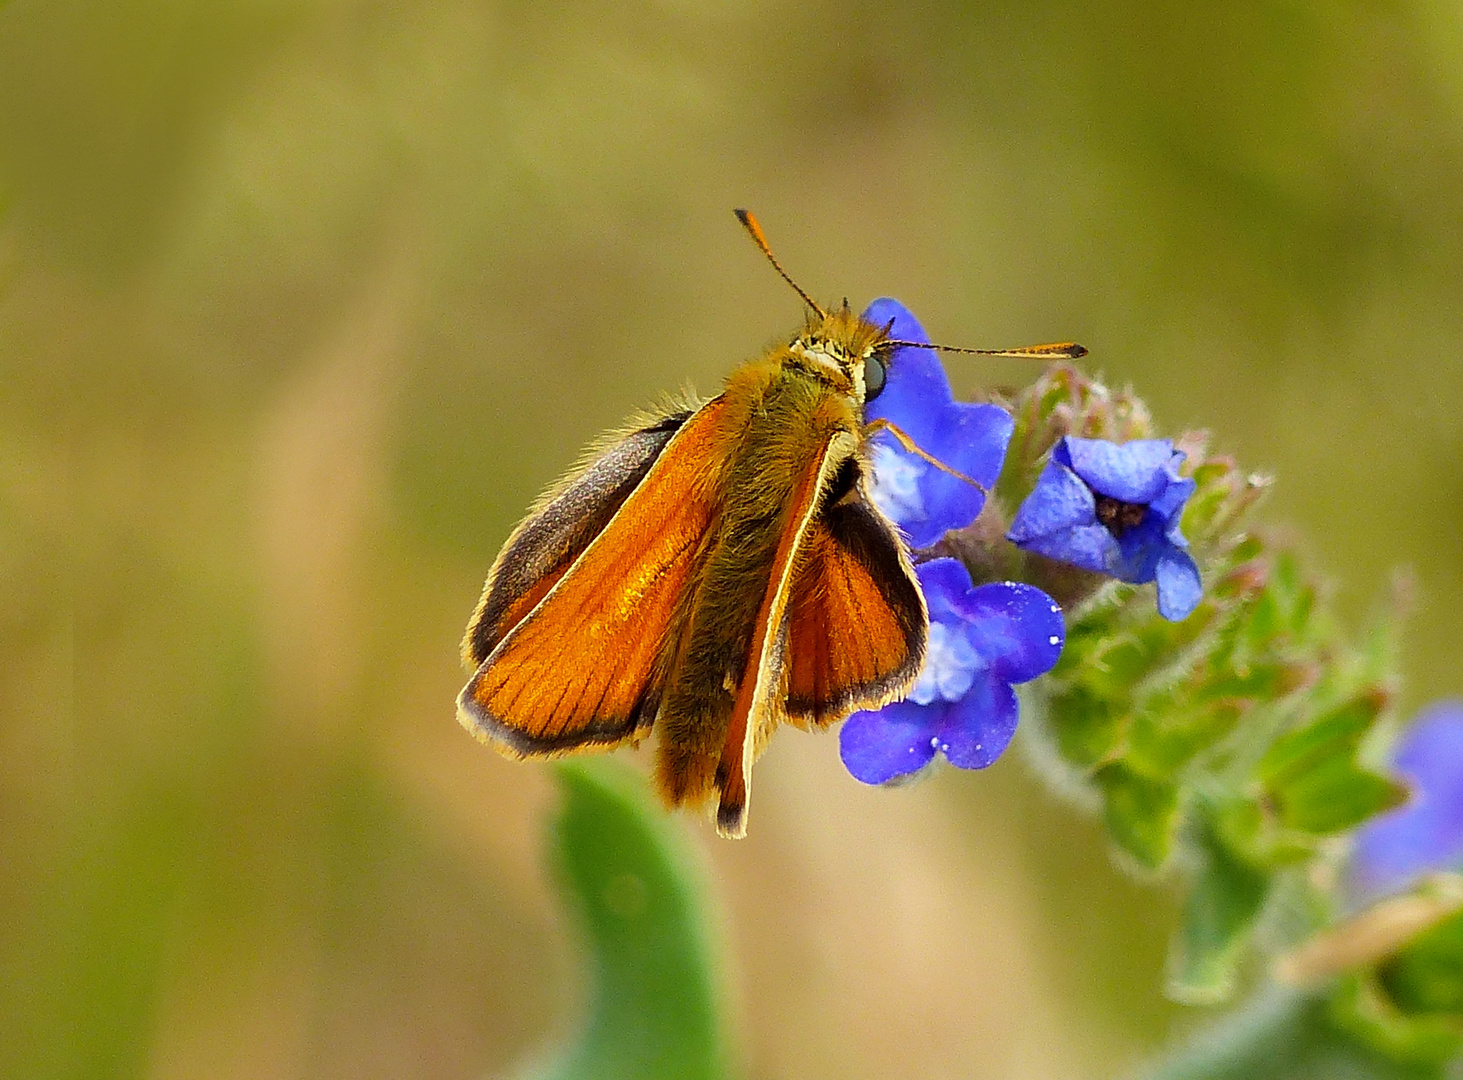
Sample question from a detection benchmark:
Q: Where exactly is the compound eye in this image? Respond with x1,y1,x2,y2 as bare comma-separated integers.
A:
864,354,887,401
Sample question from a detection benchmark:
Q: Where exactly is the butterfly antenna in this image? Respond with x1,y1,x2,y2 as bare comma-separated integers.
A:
734,209,826,319
885,339,1088,360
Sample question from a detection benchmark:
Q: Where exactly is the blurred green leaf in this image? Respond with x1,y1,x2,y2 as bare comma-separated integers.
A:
1142,989,1448,1080
1258,696,1384,786
1097,762,1180,870
1333,973,1463,1069
1381,911,1463,1018
1167,819,1270,1004
535,761,727,1080
1049,685,1128,767
1128,697,1244,777
1258,692,1405,835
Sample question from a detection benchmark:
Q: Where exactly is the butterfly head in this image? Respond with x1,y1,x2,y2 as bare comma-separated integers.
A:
785,302,893,406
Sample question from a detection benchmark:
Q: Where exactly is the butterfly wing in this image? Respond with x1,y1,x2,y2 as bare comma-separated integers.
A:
458,395,731,756
781,460,927,727
462,403,697,667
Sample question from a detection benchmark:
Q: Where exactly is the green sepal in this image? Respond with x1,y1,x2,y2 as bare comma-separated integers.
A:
1208,793,1318,869
1271,758,1408,835
534,761,728,1080
1258,693,1388,785
1047,684,1128,767
1258,692,1406,835
1127,697,1245,778
1241,551,1321,649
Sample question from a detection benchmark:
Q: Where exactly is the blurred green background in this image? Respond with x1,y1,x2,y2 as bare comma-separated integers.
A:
4,0,1463,1077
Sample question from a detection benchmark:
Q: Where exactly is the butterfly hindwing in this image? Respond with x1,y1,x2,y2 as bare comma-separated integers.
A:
458,395,731,755
781,459,927,727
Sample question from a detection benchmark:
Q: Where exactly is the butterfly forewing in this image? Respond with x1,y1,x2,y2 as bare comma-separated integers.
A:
458,396,731,755
462,408,695,666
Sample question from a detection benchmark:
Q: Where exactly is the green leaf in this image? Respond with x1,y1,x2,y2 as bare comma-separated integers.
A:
1048,685,1128,766
1096,762,1180,870
1332,973,1463,1068
1256,692,1405,835
1128,698,1245,777
1270,758,1407,835
1195,660,1315,705
1258,695,1385,786
1209,794,1317,868
1142,989,1449,1080
536,761,728,1080
1380,910,1463,1017
1168,821,1270,1004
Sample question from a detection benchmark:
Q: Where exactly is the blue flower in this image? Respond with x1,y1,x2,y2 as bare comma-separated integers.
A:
862,298,1014,550
1349,701,1463,900
840,558,1064,785
1007,436,1202,621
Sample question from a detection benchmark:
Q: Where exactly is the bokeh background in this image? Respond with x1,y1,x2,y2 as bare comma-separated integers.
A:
4,1,1463,1077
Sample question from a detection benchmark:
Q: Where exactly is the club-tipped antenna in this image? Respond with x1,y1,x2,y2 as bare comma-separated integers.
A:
884,339,1088,360
734,209,826,319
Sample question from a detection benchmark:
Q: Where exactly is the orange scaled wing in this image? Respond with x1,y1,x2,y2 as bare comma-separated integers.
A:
458,397,730,755
462,408,694,667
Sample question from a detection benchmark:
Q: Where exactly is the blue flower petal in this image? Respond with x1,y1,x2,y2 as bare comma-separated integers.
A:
915,557,975,623
1007,457,1097,541
894,407,1011,548
1155,549,1202,621
1350,701,1463,899
1112,514,1168,581
840,698,943,784
862,298,1013,549
838,557,1064,785
862,297,947,416
1065,438,1176,503
956,582,1066,684
937,676,1019,770
1017,523,1118,574
1150,472,1196,528
909,622,979,704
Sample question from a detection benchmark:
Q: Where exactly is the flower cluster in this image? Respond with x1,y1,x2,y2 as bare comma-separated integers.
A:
844,299,1202,784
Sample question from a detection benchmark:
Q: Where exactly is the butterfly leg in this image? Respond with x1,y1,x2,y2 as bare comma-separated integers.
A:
863,418,989,494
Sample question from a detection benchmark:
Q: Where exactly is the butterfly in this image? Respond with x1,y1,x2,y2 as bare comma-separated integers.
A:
457,211,1083,837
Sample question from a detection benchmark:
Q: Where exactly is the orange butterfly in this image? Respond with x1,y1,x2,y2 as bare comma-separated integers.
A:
458,211,1083,837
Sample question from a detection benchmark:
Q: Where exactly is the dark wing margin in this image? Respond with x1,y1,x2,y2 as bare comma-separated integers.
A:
462,406,695,667
781,458,926,726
